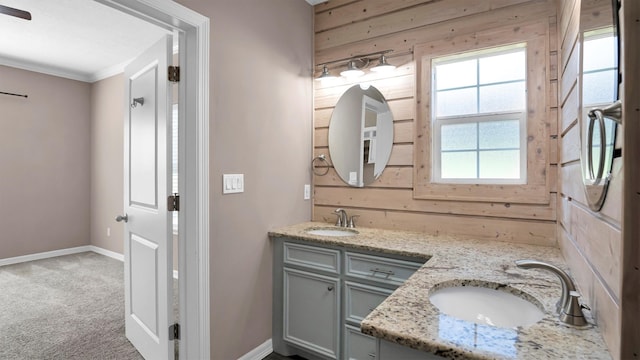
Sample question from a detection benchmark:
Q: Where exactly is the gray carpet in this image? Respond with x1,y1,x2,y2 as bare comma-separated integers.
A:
0,252,149,359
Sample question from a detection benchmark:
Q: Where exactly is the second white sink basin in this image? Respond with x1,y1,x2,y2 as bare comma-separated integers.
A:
305,228,358,237
429,284,544,328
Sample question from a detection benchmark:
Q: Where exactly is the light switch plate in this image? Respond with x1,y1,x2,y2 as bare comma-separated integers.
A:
223,174,244,194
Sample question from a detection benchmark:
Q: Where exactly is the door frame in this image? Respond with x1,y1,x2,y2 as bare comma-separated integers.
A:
95,1,210,359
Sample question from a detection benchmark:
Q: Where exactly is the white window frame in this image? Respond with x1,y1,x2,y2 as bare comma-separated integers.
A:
431,45,528,184
413,22,550,204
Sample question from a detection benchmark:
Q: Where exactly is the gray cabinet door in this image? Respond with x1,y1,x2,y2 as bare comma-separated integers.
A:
283,267,340,359
345,325,377,360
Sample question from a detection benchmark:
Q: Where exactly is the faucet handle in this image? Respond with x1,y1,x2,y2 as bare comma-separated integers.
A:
560,291,589,327
334,213,342,227
348,215,360,228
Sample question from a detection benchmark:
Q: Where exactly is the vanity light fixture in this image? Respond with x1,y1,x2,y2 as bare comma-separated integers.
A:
315,49,409,81
340,60,366,78
315,64,337,81
371,54,396,73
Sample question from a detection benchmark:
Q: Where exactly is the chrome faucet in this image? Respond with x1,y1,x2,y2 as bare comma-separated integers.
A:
334,208,348,227
515,259,589,327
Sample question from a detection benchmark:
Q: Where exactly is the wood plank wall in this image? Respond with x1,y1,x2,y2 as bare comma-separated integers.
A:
556,0,622,357
312,0,558,245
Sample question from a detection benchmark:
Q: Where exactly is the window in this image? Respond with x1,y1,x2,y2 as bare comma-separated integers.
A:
413,22,550,204
432,45,527,183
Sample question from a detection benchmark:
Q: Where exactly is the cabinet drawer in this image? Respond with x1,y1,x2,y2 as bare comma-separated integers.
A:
345,282,392,325
345,325,377,360
379,340,445,359
284,242,340,274
345,252,423,286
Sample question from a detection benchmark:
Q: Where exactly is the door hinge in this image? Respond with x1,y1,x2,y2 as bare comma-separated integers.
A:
168,193,180,212
168,66,180,82
169,323,180,340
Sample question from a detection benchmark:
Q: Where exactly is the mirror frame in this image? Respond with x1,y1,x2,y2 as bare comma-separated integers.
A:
579,0,622,211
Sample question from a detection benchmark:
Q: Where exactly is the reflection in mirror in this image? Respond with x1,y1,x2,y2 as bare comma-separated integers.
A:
328,85,394,187
580,0,620,211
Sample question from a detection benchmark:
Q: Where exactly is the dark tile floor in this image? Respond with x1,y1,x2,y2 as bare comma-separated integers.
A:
262,353,306,360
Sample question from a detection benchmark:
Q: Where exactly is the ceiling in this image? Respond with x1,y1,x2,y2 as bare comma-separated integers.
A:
0,0,323,83
0,0,170,83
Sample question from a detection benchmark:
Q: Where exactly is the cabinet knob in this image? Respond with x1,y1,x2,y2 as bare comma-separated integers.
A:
327,286,334,291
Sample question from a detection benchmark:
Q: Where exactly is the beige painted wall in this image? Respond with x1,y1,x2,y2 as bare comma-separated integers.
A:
89,74,125,254
0,65,91,259
172,1,313,359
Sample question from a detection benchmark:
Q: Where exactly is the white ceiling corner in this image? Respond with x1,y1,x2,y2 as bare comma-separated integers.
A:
0,0,170,83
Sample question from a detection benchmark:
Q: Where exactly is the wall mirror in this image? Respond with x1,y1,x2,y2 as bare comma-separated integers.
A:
328,85,394,187
579,0,622,211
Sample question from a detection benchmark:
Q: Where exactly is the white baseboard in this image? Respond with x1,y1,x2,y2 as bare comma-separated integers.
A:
0,246,93,267
88,245,124,261
237,339,273,360
1,245,180,280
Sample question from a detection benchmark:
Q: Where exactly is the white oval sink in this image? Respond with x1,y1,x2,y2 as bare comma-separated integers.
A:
429,285,544,328
305,228,358,237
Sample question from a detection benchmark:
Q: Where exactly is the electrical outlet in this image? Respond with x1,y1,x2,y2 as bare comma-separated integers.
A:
304,184,311,200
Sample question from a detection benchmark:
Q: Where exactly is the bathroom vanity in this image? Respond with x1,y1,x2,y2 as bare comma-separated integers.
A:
269,222,611,360
271,235,429,359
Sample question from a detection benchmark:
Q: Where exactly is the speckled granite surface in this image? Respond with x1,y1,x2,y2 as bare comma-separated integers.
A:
269,222,611,360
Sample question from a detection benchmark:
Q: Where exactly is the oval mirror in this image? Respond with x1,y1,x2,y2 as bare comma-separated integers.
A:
328,85,394,187
579,0,621,211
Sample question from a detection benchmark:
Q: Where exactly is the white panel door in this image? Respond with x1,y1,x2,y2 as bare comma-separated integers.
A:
123,35,174,360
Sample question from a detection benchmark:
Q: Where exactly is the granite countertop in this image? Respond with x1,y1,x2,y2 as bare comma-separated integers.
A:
269,222,611,360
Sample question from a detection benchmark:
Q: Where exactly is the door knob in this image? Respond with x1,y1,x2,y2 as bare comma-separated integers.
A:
115,214,129,223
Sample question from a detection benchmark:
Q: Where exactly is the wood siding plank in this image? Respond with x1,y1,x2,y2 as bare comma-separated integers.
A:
315,0,534,50
314,167,414,188
315,0,438,32
315,1,555,64
315,187,556,221
569,202,622,299
313,206,557,245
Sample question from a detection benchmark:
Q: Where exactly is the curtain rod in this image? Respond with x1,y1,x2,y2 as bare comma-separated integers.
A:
1,91,28,98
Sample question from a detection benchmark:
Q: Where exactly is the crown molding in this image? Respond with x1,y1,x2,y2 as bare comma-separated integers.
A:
1,37,179,83
88,58,131,82
0,55,93,82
